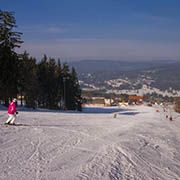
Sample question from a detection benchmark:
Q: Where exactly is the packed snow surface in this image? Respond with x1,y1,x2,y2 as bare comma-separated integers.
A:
0,105,180,180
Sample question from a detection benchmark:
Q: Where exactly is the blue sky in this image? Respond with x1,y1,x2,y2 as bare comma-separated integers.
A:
1,0,180,61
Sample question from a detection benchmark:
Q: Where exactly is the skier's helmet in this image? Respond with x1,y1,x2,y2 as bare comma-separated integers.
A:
13,98,17,102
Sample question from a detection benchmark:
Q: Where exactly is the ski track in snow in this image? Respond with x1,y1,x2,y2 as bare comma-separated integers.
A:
0,105,180,180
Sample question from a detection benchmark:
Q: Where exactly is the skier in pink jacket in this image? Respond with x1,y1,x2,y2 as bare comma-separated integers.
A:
5,98,18,125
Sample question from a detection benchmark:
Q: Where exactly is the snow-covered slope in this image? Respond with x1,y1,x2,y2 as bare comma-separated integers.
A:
0,105,180,180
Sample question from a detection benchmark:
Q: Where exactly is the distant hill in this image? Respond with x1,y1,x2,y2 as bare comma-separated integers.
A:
69,60,177,73
69,60,180,91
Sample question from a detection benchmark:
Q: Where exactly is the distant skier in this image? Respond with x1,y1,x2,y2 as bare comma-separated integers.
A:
5,98,18,125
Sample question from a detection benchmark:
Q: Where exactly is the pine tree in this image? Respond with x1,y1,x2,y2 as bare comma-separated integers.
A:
46,58,59,109
37,56,61,109
19,51,38,108
0,10,23,105
36,55,49,108
70,67,82,111
61,63,71,109
56,59,63,109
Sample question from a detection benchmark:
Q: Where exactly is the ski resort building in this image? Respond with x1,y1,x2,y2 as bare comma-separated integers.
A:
128,95,144,104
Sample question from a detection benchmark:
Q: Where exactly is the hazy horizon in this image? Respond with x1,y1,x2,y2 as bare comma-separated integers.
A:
1,0,180,61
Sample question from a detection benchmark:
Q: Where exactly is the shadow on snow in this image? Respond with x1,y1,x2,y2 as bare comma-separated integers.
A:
1,105,140,115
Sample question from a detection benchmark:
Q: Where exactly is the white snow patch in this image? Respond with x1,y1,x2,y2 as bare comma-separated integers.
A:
0,105,180,180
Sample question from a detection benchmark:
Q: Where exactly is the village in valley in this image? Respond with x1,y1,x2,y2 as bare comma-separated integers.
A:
80,80,180,114
69,60,180,113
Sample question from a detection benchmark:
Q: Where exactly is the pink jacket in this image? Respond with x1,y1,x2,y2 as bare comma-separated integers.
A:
8,101,17,115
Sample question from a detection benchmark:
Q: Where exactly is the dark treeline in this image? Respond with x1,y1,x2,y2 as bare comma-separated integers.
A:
0,10,82,110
